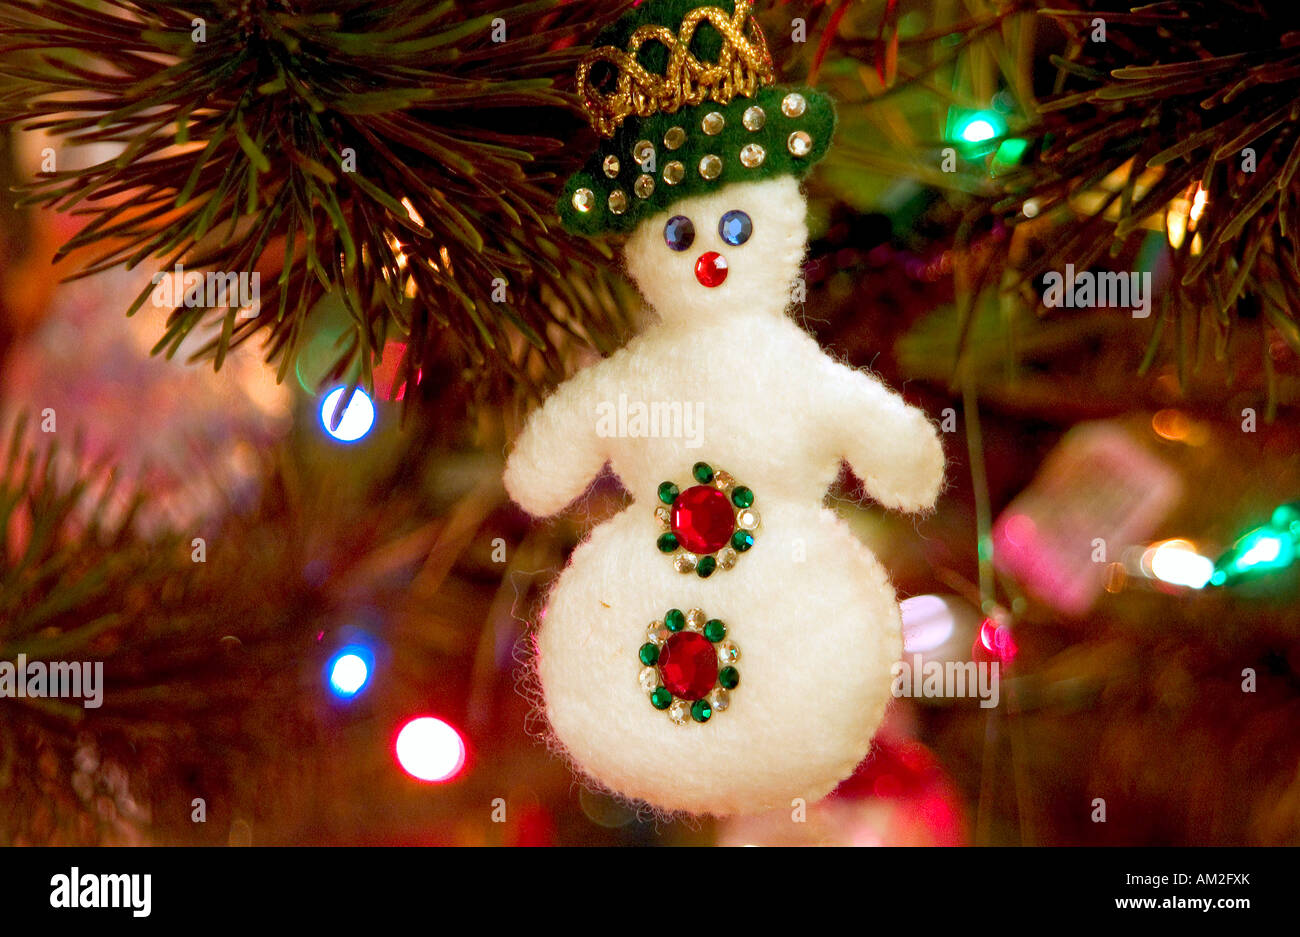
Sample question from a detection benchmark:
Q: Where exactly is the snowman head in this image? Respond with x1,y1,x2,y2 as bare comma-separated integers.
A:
623,176,807,323
557,1,835,318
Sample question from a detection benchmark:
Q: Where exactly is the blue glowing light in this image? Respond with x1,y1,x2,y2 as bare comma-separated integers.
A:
320,387,376,442
328,645,374,698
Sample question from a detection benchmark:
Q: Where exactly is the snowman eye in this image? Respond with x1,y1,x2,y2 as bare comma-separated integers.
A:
719,210,753,246
664,215,695,252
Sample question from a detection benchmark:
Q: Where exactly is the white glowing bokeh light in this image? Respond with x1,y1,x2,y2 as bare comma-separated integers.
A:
319,387,375,442
899,594,956,653
395,717,466,782
1149,540,1215,589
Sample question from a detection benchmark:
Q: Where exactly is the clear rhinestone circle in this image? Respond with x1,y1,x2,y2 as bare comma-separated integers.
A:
708,687,731,712
639,666,660,692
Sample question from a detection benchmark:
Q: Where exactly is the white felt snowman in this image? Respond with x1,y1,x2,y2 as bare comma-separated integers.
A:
505,0,944,816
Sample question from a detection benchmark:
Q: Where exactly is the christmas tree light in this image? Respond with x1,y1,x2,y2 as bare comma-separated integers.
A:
395,717,466,782
319,388,376,443
1147,539,1215,590
1210,503,1300,586
947,108,1007,158
327,645,374,700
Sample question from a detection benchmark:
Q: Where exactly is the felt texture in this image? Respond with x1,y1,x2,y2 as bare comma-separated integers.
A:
505,176,945,816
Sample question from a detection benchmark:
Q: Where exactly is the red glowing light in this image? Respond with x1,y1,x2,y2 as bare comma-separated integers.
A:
977,618,1018,663
394,716,466,782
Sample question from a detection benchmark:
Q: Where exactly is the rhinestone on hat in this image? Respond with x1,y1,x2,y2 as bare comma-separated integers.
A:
633,139,655,168
787,131,812,157
781,92,807,118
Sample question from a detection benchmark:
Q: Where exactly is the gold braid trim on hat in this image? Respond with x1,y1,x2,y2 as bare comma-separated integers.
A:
577,1,775,138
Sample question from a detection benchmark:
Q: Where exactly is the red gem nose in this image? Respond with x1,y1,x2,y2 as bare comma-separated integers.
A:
694,251,728,287
671,485,736,554
658,632,719,700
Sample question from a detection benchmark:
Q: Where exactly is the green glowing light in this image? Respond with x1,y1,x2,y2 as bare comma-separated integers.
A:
948,109,1009,158
994,138,1028,164
1210,503,1300,587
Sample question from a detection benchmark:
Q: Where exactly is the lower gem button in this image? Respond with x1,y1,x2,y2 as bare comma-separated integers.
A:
658,632,719,700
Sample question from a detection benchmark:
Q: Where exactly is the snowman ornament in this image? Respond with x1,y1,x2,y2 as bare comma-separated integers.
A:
505,0,945,816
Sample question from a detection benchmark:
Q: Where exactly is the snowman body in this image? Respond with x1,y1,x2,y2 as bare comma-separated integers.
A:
506,177,944,815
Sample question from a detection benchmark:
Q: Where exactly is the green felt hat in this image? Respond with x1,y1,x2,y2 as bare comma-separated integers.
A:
558,1,835,236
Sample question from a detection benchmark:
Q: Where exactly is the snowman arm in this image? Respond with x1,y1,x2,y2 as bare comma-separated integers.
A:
503,368,609,518
821,360,945,513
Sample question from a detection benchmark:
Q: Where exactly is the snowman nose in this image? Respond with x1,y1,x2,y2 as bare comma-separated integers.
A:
694,251,728,288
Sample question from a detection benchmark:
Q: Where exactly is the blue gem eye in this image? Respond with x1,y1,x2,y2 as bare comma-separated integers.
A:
719,210,752,246
664,215,695,252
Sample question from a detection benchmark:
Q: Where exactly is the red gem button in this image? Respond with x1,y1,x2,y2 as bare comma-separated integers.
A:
658,632,718,700
671,484,735,554
694,251,728,287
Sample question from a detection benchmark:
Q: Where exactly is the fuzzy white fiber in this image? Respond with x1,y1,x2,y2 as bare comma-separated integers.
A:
504,176,945,816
